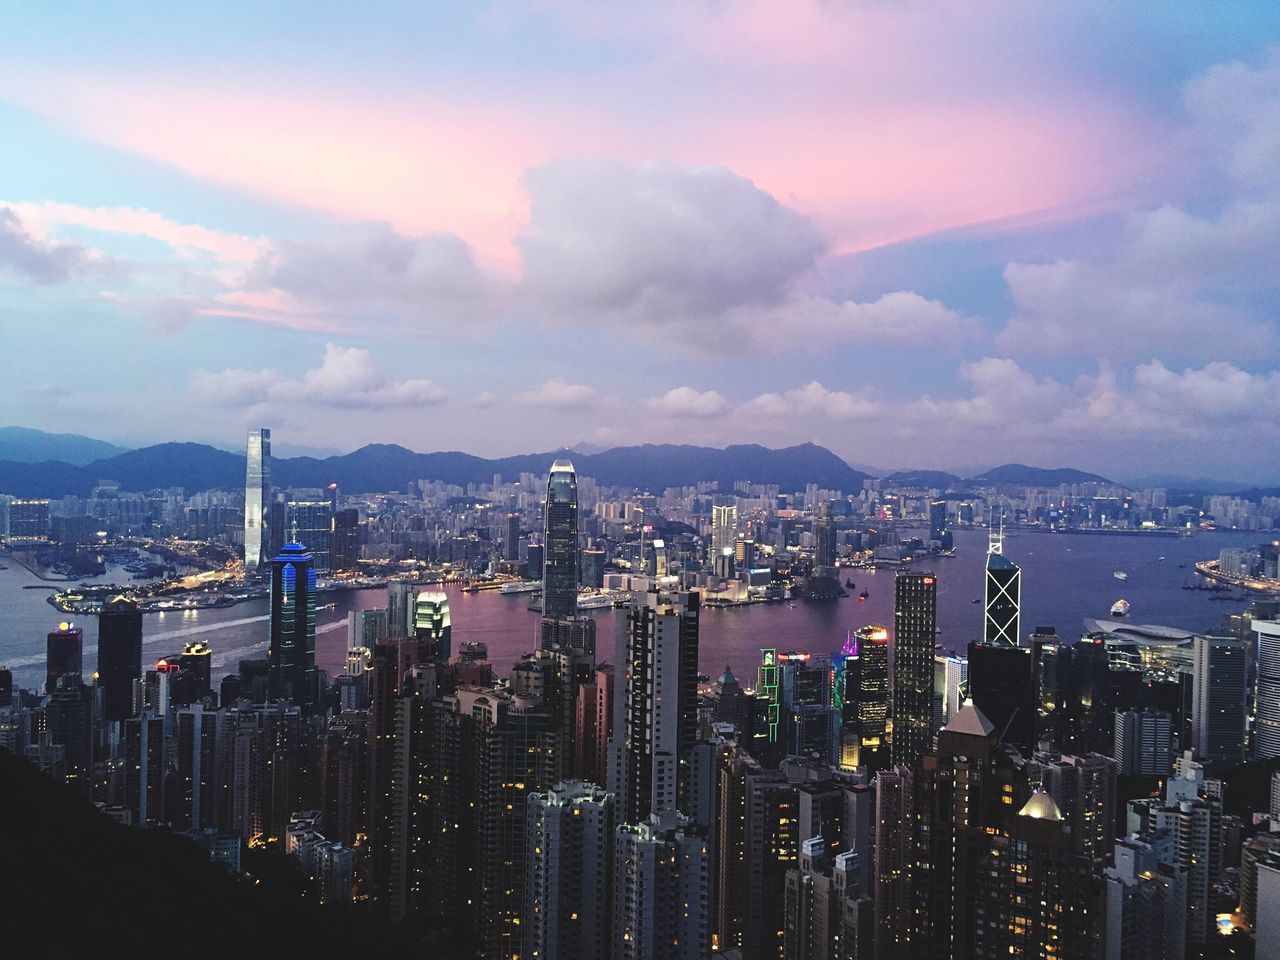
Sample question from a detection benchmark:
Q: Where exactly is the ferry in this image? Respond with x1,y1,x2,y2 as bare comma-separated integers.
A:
577,593,616,610
1110,599,1131,617
1113,570,1129,581
858,590,869,602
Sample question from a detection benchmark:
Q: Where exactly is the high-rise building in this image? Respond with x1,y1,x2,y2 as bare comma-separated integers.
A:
386,581,416,639
779,653,837,764
814,501,836,568
891,572,936,768
966,642,1036,753
983,527,1020,646
97,596,142,721
611,590,700,823
580,547,605,588
928,499,948,544
174,703,219,830
1103,837,1187,960
331,507,359,571
46,621,83,694
505,512,522,562
243,428,271,574
347,608,387,653
1191,634,1247,764
180,642,213,702
8,498,50,542
525,781,615,960
1113,708,1174,775
543,459,579,619
412,591,451,664
267,543,318,706
711,503,738,560
1254,618,1280,760
614,811,711,960
833,627,890,773
123,713,165,826
785,838,874,960
286,500,334,572
935,654,968,726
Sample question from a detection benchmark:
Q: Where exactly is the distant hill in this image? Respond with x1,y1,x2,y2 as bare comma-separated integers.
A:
0,426,128,465
883,469,962,489
0,439,871,497
966,463,1111,486
1234,487,1280,503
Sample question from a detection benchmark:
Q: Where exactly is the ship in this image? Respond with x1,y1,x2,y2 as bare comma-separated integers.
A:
577,593,616,610
858,590,869,602
1110,599,1130,617
499,580,542,594
1113,570,1129,581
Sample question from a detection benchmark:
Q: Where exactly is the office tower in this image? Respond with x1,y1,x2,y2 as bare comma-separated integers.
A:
243,427,271,574
1113,708,1174,775
928,499,947,544
543,459,579,618
386,581,416,639
46,621,83,693
711,502,737,559
581,547,605,588
814,501,836,568
983,526,1020,646
412,591,451,663
611,590,700,823
1103,838,1188,960
1254,617,1280,759
785,838,873,960
97,596,142,721
525,781,615,960
331,507,359,571
966,641,1035,753
1191,634,1247,764
891,572,936,767
833,627,890,773
174,703,219,829
267,543,318,706
614,811,711,960
180,642,212,702
873,766,914,960
935,654,967,726
1129,753,1223,952
286,500,334,572
1039,751,1117,863
527,542,545,579
769,652,836,764
505,512,521,562
123,713,165,826
347,608,386,653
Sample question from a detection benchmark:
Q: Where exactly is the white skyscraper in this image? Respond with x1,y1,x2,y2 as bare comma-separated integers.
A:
243,427,271,574
1254,618,1280,760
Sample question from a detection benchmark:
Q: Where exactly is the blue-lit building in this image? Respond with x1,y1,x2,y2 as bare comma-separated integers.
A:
268,543,318,706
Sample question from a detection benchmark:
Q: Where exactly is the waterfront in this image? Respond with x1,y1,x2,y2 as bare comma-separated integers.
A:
0,528,1265,691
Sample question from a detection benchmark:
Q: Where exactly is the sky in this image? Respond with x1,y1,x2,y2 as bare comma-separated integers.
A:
1,1,1279,483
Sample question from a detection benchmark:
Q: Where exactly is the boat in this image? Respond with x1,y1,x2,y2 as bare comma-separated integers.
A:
577,593,615,610
858,590,869,602
972,598,980,604
1110,599,1130,617
499,580,542,594
845,579,855,588
1113,570,1129,581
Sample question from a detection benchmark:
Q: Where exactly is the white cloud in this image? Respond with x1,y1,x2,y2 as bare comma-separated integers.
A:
515,378,596,408
0,206,90,283
733,291,980,347
646,386,730,418
741,381,878,421
190,343,447,409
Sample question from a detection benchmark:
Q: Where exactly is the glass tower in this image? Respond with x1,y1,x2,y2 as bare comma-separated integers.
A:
268,543,317,706
413,591,452,664
542,459,579,619
244,428,272,574
98,596,143,722
891,571,937,768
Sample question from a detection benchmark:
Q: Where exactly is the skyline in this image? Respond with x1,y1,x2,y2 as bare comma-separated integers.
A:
2,3,1279,480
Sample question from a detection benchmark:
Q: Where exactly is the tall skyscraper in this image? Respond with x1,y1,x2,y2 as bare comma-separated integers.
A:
928,499,948,544
412,591,451,664
711,503,738,560
243,427,271,574
97,596,142,722
386,581,416,639
891,572,936,768
833,627,890,773
348,608,387,653
268,543,318,706
46,621,83,694
983,524,1020,646
286,500,334,572
611,590,700,823
1254,618,1280,760
966,641,1036,753
505,512,521,562
331,507,359,571
543,459,579,619
1191,634,1247,764
814,501,836,568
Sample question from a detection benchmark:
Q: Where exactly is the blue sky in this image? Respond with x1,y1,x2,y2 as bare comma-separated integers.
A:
1,2,1278,481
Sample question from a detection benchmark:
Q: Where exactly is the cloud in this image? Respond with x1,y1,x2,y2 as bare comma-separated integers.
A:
517,159,825,322
0,206,89,283
733,291,981,347
515,378,596,408
190,343,447,409
742,381,878,421
646,387,730,419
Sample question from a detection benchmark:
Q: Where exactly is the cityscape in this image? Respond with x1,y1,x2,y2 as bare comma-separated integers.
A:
3,4,1280,960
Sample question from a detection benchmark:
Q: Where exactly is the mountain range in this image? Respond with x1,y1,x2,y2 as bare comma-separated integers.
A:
2,426,1248,498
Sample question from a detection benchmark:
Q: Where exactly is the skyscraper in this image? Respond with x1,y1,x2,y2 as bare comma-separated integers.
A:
268,543,318,706
243,427,271,574
614,811,711,960
505,512,521,562
611,589,700,823
1254,617,1280,760
833,627,890,773
891,572,936,768
412,591,451,664
97,596,142,722
543,459,579,619
711,502,738,561
983,525,1020,647
286,499,334,572
46,621,83,694
1191,634,1247,764
966,641,1036,753
814,501,836,568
